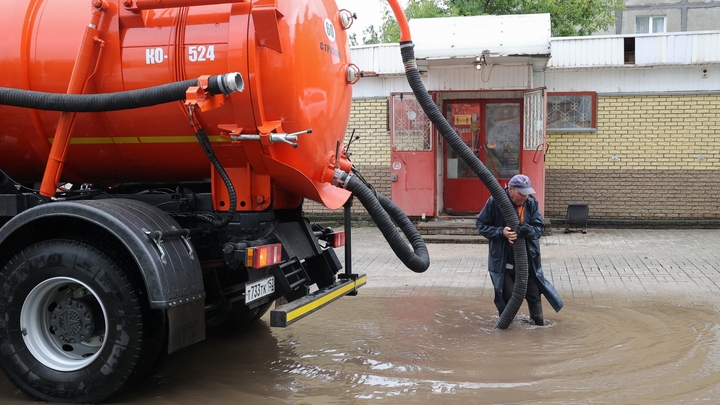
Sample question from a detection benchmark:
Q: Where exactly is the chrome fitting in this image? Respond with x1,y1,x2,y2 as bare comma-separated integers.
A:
217,72,244,96
331,169,353,189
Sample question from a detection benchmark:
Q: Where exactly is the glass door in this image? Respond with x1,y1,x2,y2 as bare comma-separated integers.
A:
442,100,521,214
484,102,521,181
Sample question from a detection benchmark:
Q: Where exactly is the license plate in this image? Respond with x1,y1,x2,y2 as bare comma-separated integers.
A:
245,276,275,304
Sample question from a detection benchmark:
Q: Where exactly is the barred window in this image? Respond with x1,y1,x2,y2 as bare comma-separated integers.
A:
391,93,432,151
547,92,596,131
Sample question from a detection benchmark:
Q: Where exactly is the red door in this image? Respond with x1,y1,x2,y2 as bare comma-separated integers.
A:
442,100,522,214
390,93,436,217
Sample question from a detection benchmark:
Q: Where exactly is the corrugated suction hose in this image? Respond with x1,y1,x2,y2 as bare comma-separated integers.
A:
333,169,429,273
399,43,528,329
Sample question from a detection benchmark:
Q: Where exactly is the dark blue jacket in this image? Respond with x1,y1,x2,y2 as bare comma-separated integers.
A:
476,190,563,314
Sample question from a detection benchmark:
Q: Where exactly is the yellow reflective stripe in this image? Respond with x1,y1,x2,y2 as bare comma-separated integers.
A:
139,136,197,143
285,275,367,323
48,137,116,145
112,137,140,144
48,136,229,144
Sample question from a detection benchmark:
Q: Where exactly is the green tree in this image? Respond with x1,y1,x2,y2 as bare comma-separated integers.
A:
362,24,381,45
364,0,448,44
452,0,625,36
367,0,623,42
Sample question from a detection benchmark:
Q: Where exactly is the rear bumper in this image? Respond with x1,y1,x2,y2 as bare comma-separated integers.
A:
270,274,367,327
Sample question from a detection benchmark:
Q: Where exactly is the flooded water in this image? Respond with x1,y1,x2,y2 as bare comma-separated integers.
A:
3,295,718,405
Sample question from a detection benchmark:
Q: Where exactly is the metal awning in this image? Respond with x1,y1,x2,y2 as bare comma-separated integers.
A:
409,13,551,69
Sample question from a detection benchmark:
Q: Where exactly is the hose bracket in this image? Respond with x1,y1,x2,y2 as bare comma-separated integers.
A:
184,73,244,113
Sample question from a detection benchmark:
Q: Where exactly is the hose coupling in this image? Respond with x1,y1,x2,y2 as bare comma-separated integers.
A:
331,169,353,189
215,72,244,96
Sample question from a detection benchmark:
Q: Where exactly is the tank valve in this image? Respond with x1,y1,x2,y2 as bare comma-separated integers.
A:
232,128,312,148
269,129,312,148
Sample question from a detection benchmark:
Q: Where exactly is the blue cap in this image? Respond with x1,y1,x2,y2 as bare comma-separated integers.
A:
508,174,536,195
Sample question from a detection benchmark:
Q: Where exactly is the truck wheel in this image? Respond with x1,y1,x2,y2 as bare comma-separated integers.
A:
0,239,164,404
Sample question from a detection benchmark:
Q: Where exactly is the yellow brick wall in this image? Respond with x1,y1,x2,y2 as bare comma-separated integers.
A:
545,94,720,221
547,95,720,170
304,94,720,223
303,98,391,219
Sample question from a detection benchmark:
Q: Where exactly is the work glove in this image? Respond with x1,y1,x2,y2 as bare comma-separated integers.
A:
516,223,534,239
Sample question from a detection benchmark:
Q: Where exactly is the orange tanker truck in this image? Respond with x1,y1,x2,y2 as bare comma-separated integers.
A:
0,0,433,403
0,0,533,402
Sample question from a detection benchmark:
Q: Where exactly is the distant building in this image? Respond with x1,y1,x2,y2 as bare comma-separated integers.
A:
598,0,720,35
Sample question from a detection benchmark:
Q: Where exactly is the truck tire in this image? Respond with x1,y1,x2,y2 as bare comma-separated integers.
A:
0,239,165,404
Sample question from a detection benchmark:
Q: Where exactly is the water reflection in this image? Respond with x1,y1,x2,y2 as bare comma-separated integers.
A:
0,296,718,404
270,296,720,404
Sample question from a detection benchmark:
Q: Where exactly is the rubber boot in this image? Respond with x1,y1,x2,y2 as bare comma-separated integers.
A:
528,300,544,326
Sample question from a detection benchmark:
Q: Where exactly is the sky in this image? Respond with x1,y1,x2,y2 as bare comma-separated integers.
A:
334,0,407,44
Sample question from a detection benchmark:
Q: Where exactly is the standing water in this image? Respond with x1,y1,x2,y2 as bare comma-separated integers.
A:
0,296,712,405
0,228,719,404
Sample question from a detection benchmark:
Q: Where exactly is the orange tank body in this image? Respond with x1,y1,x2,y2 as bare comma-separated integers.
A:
0,0,353,209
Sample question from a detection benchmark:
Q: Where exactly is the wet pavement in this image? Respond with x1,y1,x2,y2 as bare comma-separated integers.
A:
343,227,720,306
1,227,720,404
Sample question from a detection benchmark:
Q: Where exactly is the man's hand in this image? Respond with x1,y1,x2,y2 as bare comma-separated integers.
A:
516,223,533,238
503,227,517,245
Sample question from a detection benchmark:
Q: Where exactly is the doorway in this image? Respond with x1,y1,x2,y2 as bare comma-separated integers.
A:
442,99,522,214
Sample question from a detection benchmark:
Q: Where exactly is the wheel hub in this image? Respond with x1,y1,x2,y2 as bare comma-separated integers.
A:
50,298,94,344
21,275,107,372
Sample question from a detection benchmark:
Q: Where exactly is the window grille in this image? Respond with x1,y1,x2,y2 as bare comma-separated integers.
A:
390,93,432,152
547,93,596,130
523,89,544,150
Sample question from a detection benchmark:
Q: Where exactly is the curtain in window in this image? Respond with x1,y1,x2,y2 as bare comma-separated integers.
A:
652,17,665,33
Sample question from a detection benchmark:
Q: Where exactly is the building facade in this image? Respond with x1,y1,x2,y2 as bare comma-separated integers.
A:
541,32,720,225
305,18,720,226
601,0,720,35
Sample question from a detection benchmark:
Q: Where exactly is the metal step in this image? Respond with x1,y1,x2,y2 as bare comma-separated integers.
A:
270,274,367,327
278,258,309,290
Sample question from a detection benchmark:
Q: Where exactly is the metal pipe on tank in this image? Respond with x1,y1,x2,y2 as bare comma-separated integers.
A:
39,0,107,197
123,0,244,10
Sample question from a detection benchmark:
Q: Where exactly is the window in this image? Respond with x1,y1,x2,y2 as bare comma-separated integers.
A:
391,93,432,151
546,92,597,131
636,16,666,34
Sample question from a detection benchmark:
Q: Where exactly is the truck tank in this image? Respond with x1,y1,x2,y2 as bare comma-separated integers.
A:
0,0,431,403
0,0,354,209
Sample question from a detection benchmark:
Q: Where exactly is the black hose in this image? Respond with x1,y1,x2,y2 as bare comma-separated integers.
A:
0,74,243,228
194,127,236,229
399,42,527,329
0,74,241,112
338,171,429,273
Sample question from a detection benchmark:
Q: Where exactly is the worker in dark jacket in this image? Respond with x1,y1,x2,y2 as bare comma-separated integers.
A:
476,174,563,325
